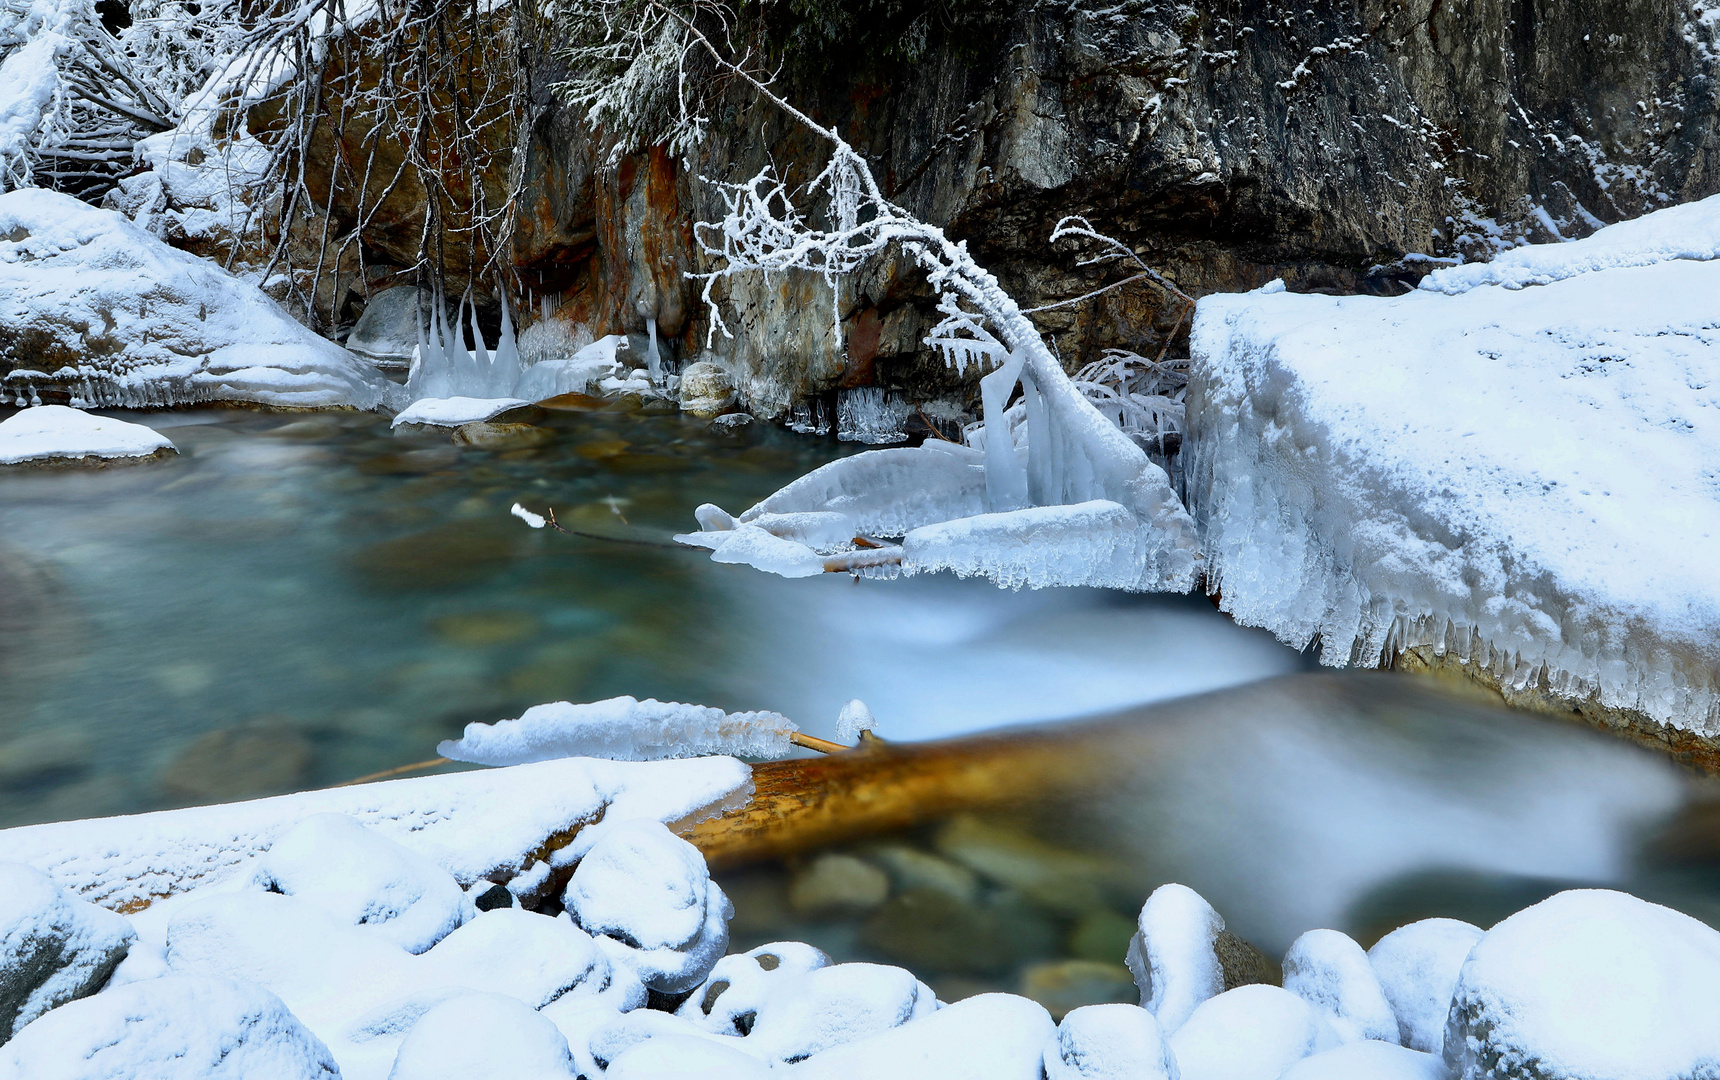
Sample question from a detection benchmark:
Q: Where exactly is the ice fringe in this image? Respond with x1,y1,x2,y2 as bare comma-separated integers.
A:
437,697,801,766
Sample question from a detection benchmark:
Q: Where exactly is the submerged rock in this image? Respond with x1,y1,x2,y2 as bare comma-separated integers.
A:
1018,960,1139,1021
0,862,135,1042
786,854,889,918
157,723,314,804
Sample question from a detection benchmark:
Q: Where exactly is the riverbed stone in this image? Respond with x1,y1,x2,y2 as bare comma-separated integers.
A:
859,887,1057,976
787,854,889,918
864,843,979,904
1018,960,1139,1021
0,861,135,1042
934,816,1123,916
158,723,314,804
451,421,553,450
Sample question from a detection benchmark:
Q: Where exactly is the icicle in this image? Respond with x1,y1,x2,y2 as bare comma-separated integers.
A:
979,349,1028,512
490,291,523,397
645,316,662,384
468,298,491,393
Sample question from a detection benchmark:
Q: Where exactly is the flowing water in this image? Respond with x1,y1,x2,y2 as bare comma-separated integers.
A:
0,401,1715,1011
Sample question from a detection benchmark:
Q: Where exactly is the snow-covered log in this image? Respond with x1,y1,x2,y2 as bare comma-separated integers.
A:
0,187,397,409
1186,192,1720,742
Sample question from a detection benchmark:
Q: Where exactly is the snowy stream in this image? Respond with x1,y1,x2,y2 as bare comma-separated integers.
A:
0,403,1714,988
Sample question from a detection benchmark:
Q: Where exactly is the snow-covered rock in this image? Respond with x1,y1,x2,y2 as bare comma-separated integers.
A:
788,992,1054,1080
574,1003,759,1074
0,189,397,410
1281,928,1399,1044
0,755,751,913
1277,1040,1448,1080
346,286,428,369
1167,985,1340,1080
0,861,134,1041
0,974,339,1080
561,819,731,994
1443,889,1720,1080
1124,883,1227,1034
679,942,832,1036
1367,917,1483,1054
387,992,574,1080
1043,1003,1179,1080
0,405,173,466
252,814,473,955
742,962,938,1062
1188,192,1720,738
390,396,532,429
605,1034,771,1080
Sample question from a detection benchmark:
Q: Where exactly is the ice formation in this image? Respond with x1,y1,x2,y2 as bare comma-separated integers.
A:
436,697,801,766
836,386,911,444
0,189,397,410
834,699,876,742
0,404,173,464
1188,191,1720,738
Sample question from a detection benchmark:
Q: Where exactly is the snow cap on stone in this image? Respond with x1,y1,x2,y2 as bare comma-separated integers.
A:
0,860,136,1041
1044,1003,1179,1080
0,974,338,1080
388,991,574,1080
678,941,832,1036
606,1034,771,1080
1366,917,1482,1053
791,992,1055,1080
1277,1039,1448,1080
253,813,473,954
1444,889,1720,1080
1168,984,1341,1080
1280,928,1399,1043
562,818,731,993
743,962,937,1062
1125,883,1227,1034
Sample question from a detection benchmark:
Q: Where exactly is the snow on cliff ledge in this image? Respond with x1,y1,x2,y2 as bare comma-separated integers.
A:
0,189,398,410
1187,193,1720,739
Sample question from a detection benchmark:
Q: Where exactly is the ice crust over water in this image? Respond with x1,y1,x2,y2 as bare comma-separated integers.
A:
437,697,801,766
1188,191,1720,738
0,189,397,411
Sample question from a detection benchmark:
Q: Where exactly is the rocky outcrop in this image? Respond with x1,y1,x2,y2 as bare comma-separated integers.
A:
499,0,1720,418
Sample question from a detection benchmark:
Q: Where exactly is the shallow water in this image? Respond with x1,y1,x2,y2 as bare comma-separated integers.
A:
1,402,1714,1011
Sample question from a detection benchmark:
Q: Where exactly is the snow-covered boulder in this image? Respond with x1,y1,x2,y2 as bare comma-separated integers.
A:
346,286,428,369
561,819,731,994
1281,928,1399,1044
788,992,1054,1080
1124,884,1228,1034
1043,1003,1179,1080
678,942,833,1036
0,405,173,467
253,814,473,955
0,861,135,1041
0,188,396,411
389,396,532,429
1167,985,1340,1080
0,974,339,1080
742,962,938,1062
1277,1040,1448,1080
1188,193,1720,741
606,1034,771,1080
388,992,574,1080
1367,917,1483,1053
1443,889,1720,1080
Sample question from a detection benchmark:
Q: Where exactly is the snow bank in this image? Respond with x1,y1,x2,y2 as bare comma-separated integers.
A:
0,755,752,910
1188,191,1720,737
439,697,800,766
1444,889,1720,1080
0,405,172,465
0,188,397,410
0,974,339,1080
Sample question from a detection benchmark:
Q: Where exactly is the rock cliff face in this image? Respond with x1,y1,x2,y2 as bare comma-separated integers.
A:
500,0,1720,418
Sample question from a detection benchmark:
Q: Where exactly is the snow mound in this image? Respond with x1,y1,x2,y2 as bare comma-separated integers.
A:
0,405,172,465
1278,1040,1447,1080
387,992,574,1080
1366,917,1482,1054
1280,928,1398,1044
1421,194,1720,294
0,974,339,1080
438,696,800,766
252,814,473,955
788,992,1054,1080
678,942,833,1036
1189,192,1720,738
1043,1003,1178,1080
391,396,531,429
741,962,937,1063
1167,984,1340,1080
0,861,135,1039
561,819,731,994
606,1034,770,1080
0,755,752,911
1444,889,1720,1080
0,189,397,410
